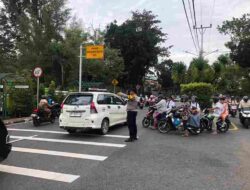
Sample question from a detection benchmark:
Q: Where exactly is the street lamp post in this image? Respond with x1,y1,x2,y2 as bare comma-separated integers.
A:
79,44,83,92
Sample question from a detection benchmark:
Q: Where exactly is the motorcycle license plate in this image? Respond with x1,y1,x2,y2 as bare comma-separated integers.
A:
231,106,237,109
70,112,82,117
31,114,37,117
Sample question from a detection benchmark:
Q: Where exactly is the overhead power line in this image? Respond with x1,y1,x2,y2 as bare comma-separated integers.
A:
182,0,198,53
192,0,200,52
188,0,200,51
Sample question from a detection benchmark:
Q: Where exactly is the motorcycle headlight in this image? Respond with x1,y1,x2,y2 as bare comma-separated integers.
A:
242,113,250,118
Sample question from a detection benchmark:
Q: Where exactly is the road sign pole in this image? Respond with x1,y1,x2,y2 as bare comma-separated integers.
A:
114,85,116,94
37,77,39,109
79,44,83,92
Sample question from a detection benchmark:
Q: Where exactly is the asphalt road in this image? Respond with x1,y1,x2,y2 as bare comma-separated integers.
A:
1,109,250,190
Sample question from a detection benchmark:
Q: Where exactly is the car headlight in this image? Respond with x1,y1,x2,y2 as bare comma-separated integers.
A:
242,113,250,118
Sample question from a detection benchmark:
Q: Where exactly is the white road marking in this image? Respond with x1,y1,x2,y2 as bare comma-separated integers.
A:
0,164,79,183
8,135,38,144
8,128,129,138
12,147,107,161
10,135,126,148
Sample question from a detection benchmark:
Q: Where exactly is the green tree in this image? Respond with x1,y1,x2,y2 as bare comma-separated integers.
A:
155,59,175,91
218,14,250,68
0,0,70,84
172,62,187,85
48,80,56,97
186,57,214,83
105,10,170,87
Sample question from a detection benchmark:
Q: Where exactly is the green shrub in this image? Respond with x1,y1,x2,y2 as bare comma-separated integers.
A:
181,82,214,109
9,89,34,117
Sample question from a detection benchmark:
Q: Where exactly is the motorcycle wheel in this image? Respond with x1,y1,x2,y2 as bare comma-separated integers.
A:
158,120,171,133
244,119,249,129
33,119,40,127
217,122,229,133
188,127,201,135
50,117,55,123
142,117,150,128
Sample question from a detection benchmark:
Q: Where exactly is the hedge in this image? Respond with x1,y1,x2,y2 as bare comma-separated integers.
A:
180,82,214,109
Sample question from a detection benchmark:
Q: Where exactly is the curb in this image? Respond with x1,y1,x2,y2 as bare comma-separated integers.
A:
4,118,32,125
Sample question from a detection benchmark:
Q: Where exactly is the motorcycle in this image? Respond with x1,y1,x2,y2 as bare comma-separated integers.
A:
229,104,238,117
52,103,61,118
158,108,183,133
138,100,144,110
31,105,58,126
216,116,230,133
200,108,214,132
0,119,12,162
239,107,250,128
158,107,201,135
142,107,156,128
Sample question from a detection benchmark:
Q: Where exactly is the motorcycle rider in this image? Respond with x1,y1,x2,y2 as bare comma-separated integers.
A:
166,95,176,111
182,96,201,137
239,96,250,120
190,96,200,112
211,96,225,135
151,95,167,130
239,96,250,110
38,95,52,118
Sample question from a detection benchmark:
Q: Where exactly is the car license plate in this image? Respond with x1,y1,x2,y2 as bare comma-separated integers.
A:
70,112,82,117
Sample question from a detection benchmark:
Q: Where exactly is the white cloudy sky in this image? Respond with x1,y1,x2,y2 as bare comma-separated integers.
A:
67,0,250,65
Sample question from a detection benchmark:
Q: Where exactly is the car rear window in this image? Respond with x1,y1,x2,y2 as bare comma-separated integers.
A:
64,94,93,105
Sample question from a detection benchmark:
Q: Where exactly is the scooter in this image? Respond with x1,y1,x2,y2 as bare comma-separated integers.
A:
142,107,156,128
158,107,202,135
200,108,214,132
31,105,57,126
216,116,230,133
138,101,144,110
239,107,250,128
0,119,12,162
158,108,183,133
229,104,238,117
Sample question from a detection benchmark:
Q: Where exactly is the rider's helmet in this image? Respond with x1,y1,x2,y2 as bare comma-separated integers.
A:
191,95,197,102
182,95,189,102
243,96,249,103
213,96,219,104
41,95,47,99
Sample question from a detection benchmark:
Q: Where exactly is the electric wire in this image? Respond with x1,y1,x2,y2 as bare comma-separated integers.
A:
182,0,198,52
188,0,200,50
192,0,200,52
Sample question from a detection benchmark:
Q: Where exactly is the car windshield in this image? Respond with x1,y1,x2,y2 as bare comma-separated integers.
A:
64,94,93,106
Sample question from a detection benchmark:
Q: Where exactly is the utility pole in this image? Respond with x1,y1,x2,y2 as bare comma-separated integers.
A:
194,24,212,58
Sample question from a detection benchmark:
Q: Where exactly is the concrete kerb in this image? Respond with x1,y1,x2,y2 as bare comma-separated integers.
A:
4,117,32,125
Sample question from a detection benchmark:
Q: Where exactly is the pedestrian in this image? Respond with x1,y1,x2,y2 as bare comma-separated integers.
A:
118,89,139,142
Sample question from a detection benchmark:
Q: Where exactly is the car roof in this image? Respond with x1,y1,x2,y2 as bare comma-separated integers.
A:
67,91,116,96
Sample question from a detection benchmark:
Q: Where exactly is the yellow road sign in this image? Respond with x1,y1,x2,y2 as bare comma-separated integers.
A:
86,45,104,59
112,79,119,86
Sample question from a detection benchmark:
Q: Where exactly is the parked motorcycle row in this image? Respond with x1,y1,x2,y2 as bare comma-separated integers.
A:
142,106,232,135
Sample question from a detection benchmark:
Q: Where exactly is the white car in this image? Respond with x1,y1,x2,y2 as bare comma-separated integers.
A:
59,91,127,134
